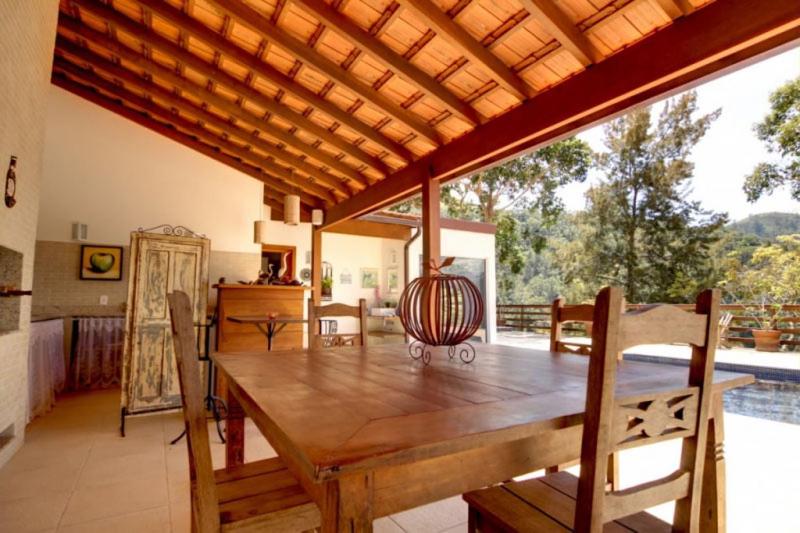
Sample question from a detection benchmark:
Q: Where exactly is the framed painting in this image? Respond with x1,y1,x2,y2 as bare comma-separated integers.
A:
80,245,123,281
360,268,378,289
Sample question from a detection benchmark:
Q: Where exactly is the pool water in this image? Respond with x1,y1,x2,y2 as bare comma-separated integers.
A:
723,380,800,425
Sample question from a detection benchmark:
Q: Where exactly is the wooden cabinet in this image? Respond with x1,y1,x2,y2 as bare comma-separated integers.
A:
215,285,309,352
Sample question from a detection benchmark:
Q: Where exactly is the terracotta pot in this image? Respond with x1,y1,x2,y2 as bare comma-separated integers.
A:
752,329,781,352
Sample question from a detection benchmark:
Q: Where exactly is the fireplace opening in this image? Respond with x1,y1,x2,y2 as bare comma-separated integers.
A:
0,245,24,334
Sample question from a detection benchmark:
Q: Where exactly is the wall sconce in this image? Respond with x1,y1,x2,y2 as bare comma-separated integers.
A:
284,195,300,225
5,156,17,208
253,205,271,244
312,209,324,226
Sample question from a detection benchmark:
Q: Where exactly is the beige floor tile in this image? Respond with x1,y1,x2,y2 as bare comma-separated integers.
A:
390,496,468,533
169,495,191,533
0,491,71,533
76,449,166,489
439,522,468,533
0,461,82,502
2,439,91,474
374,517,406,533
57,506,171,533
60,473,168,525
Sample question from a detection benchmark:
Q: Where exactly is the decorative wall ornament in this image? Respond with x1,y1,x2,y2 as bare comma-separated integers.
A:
398,257,484,365
4,156,17,208
80,245,123,281
360,268,379,289
339,269,352,285
136,224,205,238
387,267,399,293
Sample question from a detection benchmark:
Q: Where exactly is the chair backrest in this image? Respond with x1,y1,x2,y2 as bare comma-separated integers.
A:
167,291,220,532
575,286,720,533
549,297,594,356
307,299,368,349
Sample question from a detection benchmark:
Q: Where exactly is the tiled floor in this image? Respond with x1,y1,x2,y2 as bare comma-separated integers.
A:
0,389,467,533
2,386,799,532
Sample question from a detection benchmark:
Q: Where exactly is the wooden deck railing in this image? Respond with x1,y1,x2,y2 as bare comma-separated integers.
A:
497,303,800,347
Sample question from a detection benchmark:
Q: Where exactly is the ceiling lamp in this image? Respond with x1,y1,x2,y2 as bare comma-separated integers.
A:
284,195,300,225
253,205,271,244
312,209,324,226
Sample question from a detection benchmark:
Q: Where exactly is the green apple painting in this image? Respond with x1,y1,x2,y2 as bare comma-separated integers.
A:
80,245,123,280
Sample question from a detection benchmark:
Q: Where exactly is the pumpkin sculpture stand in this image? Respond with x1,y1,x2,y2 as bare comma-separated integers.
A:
399,258,484,365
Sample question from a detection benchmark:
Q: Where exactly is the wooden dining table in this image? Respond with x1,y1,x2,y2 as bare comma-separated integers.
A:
212,342,753,533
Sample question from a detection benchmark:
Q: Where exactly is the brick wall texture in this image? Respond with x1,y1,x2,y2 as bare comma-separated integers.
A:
32,240,260,316
0,0,59,467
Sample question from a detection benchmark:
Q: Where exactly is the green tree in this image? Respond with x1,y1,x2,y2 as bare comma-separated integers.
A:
568,92,727,303
440,138,592,275
723,234,800,303
744,76,800,202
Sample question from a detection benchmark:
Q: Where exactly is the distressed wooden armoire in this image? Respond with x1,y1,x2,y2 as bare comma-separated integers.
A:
120,225,210,435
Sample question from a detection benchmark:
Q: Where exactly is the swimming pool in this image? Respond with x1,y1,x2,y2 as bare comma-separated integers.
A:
724,380,800,425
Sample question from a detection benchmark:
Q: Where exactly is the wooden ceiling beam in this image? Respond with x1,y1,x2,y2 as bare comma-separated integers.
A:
53,48,342,203
518,0,602,65
205,0,443,146
323,0,800,228
58,15,360,195
52,67,328,207
66,0,383,181
397,0,533,100
653,0,694,18
133,0,411,163
292,0,483,126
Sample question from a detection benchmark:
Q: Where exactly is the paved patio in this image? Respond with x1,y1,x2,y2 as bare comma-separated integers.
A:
497,331,800,371
1,384,798,532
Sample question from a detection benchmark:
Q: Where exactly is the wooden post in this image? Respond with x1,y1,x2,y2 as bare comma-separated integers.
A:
421,177,440,277
311,227,322,305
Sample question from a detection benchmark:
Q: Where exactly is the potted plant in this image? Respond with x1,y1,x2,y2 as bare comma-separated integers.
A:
749,303,782,352
321,276,333,300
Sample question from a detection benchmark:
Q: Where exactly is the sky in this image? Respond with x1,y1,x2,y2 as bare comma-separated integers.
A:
558,46,800,222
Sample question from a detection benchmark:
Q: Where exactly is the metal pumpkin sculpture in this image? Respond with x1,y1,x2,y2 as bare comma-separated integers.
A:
398,257,484,364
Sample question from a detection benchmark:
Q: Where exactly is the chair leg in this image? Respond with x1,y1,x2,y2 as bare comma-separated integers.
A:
607,452,620,491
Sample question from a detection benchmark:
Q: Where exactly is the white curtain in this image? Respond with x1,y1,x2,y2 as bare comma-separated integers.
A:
28,319,66,421
71,317,124,390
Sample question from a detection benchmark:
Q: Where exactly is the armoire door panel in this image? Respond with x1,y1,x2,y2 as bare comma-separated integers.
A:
122,231,210,415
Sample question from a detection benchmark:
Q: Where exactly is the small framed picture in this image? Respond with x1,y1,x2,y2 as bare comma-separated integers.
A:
360,268,378,289
387,267,399,293
80,245,123,281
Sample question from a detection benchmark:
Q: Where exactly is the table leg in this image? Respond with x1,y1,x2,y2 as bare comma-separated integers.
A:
320,473,374,533
700,393,726,533
224,376,245,469
267,323,274,351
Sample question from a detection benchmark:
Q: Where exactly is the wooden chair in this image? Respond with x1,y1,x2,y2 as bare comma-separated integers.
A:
167,291,320,533
465,286,721,533
307,298,368,349
548,297,619,490
550,297,595,355
718,312,733,349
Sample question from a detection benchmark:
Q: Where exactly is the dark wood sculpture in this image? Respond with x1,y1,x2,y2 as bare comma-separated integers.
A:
398,257,484,364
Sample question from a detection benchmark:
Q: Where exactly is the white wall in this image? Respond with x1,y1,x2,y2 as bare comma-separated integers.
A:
39,87,263,253
0,0,59,468
408,228,497,343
